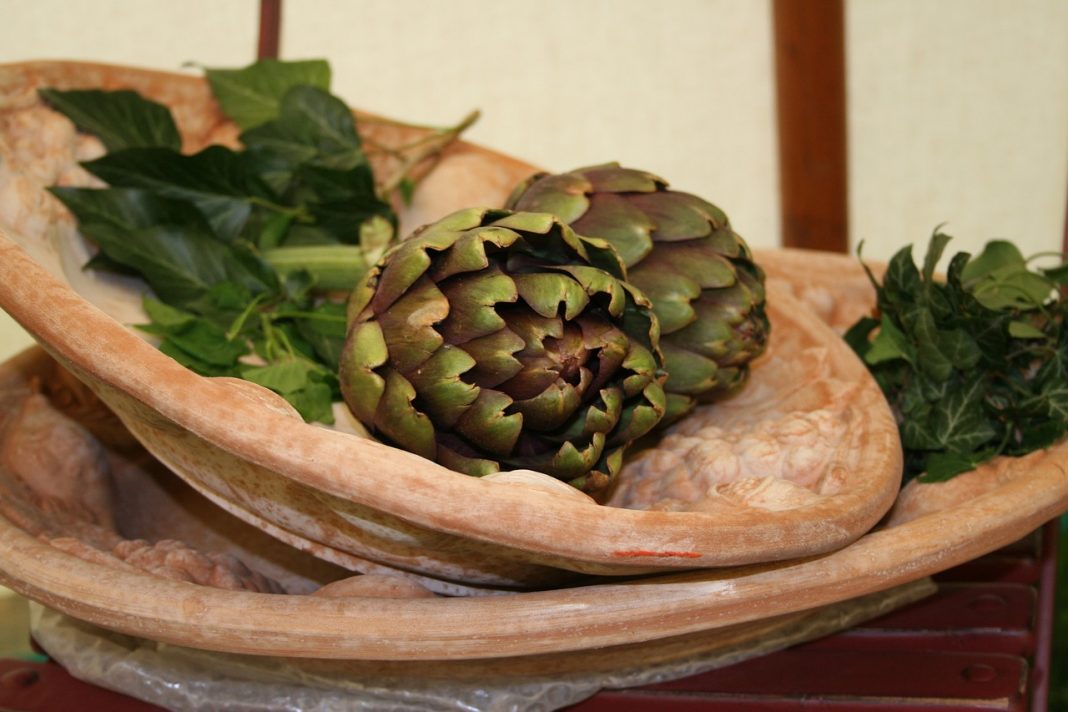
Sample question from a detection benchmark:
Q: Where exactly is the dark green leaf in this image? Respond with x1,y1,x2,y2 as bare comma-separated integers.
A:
846,229,1068,483
241,85,364,174
293,301,348,369
79,220,274,309
206,281,254,312
865,314,914,365
142,297,194,328
1017,418,1066,452
285,380,335,423
971,270,1056,310
241,359,315,394
204,59,331,130
843,316,878,357
158,338,236,377
1045,383,1068,421
921,228,953,283
882,245,920,304
913,308,953,381
936,329,980,370
919,451,983,483
1041,262,1068,286
901,404,939,450
160,319,248,367
50,187,209,232
1008,320,1046,339
82,146,278,241
930,378,997,452
39,88,181,152
961,240,1027,286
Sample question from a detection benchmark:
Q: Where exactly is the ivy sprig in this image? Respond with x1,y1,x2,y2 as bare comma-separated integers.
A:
845,229,1068,482
40,59,462,423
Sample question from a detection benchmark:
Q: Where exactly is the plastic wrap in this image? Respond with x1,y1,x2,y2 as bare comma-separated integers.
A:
30,578,933,712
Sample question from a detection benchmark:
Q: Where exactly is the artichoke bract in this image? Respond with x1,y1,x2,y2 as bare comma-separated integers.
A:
339,208,666,494
507,163,770,424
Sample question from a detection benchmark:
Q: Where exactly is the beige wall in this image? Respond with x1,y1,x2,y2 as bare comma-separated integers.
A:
847,0,1068,264
1,0,1066,358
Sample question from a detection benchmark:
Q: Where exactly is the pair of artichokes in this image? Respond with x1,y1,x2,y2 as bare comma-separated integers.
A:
339,164,769,494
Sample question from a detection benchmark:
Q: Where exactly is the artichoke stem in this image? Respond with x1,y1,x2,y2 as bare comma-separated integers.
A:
263,245,369,291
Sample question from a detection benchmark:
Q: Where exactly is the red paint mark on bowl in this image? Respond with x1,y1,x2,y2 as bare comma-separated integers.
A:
612,550,701,559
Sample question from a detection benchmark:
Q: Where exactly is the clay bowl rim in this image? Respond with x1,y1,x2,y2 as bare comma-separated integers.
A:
0,229,903,570
0,59,899,573
0,344,1064,661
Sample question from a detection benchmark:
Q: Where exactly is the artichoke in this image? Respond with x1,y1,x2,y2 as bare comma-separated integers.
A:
507,163,769,424
339,207,666,493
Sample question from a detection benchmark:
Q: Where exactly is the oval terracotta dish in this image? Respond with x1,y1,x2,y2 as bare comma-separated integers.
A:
0,61,902,590
0,341,1065,662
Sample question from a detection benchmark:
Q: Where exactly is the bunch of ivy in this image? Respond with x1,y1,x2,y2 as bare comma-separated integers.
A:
42,59,400,423
845,229,1068,482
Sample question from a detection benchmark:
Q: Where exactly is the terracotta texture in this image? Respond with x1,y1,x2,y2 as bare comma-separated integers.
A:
0,345,1063,662
0,62,902,590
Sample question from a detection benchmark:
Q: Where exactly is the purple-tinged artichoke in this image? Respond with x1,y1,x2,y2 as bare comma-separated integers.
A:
339,208,666,493
507,163,769,424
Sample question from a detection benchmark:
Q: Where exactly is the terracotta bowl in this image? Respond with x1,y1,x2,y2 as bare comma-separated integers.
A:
0,61,903,591
0,345,1062,663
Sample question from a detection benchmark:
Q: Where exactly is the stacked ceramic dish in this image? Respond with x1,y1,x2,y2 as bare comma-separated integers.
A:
0,62,1066,663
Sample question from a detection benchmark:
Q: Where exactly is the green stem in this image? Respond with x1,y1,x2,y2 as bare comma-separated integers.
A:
379,109,481,197
263,245,370,291
270,310,347,322
226,293,268,341
249,196,314,223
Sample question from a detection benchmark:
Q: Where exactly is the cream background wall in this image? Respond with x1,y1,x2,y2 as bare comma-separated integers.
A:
847,0,1068,264
0,0,1066,360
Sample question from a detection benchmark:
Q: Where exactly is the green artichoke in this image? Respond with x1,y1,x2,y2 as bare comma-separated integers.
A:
339,207,666,493
507,163,769,424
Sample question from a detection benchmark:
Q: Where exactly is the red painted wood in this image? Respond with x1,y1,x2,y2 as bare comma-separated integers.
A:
772,0,849,252
1,523,1057,711
0,659,166,712
257,0,282,60
645,649,1026,700
862,583,1034,631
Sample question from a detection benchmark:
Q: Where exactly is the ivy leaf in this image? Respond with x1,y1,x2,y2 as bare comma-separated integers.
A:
286,380,335,423
843,316,879,357
865,314,914,366
81,146,279,241
142,296,195,329
961,240,1027,285
882,245,920,306
1041,262,1068,286
241,359,316,394
936,329,980,370
241,85,365,174
1045,383,1068,421
1008,320,1046,339
920,451,984,483
205,59,331,130
76,220,275,309
913,308,953,381
39,88,181,152
139,298,248,374
921,227,953,283
293,301,348,370
930,378,997,453
50,186,209,232
40,59,411,426
847,230,1068,483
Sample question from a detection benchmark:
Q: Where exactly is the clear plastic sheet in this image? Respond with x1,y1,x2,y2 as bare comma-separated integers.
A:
30,579,933,712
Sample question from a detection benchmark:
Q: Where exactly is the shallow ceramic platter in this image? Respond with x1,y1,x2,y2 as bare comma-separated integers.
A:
0,61,904,590
0,345,1060,663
